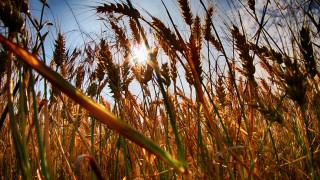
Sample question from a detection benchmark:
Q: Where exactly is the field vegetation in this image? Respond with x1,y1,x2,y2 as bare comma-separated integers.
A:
0,0,319,179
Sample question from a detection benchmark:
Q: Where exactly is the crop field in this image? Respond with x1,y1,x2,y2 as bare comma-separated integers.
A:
0,0,319,179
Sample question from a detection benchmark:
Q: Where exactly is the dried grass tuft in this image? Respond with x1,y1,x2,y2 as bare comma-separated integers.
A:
178,0,193,26
97,2,140,18
53,32,66,67
300,27,317,78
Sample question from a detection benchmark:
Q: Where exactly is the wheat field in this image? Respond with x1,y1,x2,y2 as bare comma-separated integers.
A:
0,0,319,179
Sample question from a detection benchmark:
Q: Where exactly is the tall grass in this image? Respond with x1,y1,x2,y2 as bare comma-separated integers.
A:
0,0,319,179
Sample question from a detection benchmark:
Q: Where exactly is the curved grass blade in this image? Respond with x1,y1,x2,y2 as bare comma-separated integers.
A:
0,34,187,174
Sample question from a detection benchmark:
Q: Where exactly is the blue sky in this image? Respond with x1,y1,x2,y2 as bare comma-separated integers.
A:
27,0,209,100
26,0,320,101
27,0,320,53
28,0,229,54
28,0,177,59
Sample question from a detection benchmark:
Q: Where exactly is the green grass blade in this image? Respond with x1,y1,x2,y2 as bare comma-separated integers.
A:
29,70,50,180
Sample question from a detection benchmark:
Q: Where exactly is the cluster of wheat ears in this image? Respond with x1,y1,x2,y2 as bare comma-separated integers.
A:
0,0,319,179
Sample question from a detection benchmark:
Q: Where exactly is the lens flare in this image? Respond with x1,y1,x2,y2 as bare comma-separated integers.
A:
131,43,149,64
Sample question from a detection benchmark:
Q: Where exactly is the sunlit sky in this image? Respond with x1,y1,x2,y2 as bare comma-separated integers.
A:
28,0,319,55
28,1,183,43
27,0,231,101
26,0,319,101
28,0,230,55
27,0,320,74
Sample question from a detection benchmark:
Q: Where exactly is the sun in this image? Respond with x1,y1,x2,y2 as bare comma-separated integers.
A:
130,43,149,65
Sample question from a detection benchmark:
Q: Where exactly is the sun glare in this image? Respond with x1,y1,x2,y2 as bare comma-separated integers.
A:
131,43,149,64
